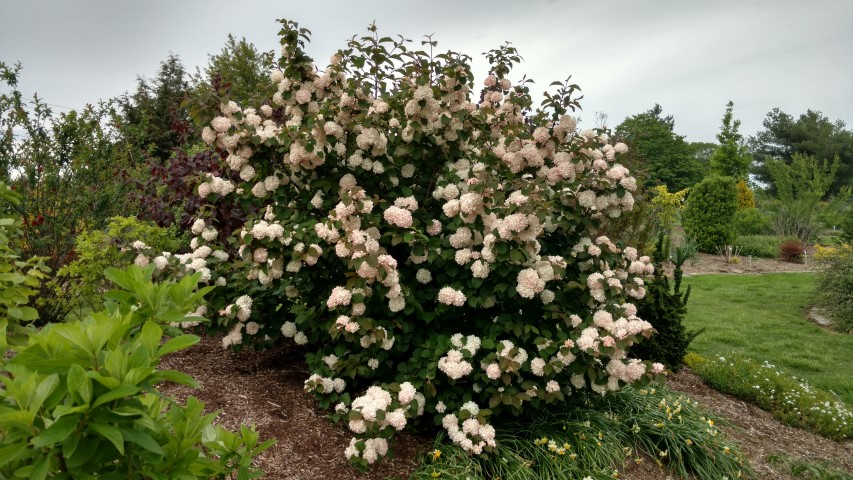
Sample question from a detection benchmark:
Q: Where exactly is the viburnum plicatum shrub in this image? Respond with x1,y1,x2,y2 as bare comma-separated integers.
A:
147,19,666,468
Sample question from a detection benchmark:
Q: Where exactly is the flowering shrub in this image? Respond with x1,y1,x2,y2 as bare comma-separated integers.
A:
151,20,665,466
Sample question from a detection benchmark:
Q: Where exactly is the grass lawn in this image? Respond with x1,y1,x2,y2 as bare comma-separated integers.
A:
682,273,853,405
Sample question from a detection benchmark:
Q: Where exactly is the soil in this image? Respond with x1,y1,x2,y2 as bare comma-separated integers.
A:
157,256,849,479
675,253,816,276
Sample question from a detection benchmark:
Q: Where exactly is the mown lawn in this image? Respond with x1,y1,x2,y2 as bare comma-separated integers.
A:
681,273,853,405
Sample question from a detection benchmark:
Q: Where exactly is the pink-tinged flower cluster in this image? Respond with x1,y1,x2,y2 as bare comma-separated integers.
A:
383,205,413,228
327,286,352,309
438,349,473,380
438,286,466,306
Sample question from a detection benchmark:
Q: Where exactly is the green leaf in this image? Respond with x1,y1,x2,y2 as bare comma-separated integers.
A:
32,414,81,447
16,306,38,321
67,364,92,404
31,374,60,414
157,369,200,388
121,428,164,456
157,334,200,357
0,443,26,468
92,385,139,409
138,321,162,354
89,422,125,454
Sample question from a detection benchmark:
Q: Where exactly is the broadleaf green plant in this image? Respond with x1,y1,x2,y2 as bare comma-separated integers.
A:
0,182,49,360
0,265,274,479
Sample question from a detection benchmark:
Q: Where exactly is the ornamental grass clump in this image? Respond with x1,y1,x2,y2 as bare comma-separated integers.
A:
411,385,751,480
142,19,668,467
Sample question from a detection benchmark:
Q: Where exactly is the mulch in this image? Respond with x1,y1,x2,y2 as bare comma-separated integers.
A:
159,335,853,480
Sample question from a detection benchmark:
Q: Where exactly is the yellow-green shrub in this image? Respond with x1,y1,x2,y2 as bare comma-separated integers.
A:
39,216,184,321
736,180,755,210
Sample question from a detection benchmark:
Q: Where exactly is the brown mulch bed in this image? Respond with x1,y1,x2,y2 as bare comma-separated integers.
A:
159,336,432,480
160,335,853,480
674,252,816,276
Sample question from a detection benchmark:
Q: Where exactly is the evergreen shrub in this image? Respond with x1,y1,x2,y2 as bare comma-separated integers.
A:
630,235,699,371
682,175,738,252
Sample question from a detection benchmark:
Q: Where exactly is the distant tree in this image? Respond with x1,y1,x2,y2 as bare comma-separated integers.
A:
192,35,275,107
710,101,751,180
766,153,848,242
615,104,704,191
749,108,853,196
117,54,193,161
1,62,133,321
688,141,716,176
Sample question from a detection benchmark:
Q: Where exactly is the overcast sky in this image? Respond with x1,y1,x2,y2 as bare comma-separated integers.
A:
1,0,851,143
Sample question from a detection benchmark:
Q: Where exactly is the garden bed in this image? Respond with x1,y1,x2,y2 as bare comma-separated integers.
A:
675,253,816,276
160,335,853,479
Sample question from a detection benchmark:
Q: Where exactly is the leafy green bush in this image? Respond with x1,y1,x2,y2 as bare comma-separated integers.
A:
685,353,852,440
682,175,738,252
411,385,752,480
1,62,136,324
39,216,185,321
630,235,699,371
0,265,274,479
814,246,853,333
0,183,50,358
734,235,783,258
733,208,772,236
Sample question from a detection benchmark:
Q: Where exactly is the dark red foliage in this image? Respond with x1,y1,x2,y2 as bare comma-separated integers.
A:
128,149,255,248
779,239,806,263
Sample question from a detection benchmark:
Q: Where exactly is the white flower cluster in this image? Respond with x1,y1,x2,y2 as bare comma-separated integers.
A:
441,403,496,454
343,384,425,464
344,437,388,465
304,373,346,394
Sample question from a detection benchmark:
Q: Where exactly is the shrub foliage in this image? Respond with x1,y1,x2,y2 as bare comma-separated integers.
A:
0,265,274,479
682,175,738,252
734,234,783,259
814,245,853,332
779,239,805,263
147,20,666,466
